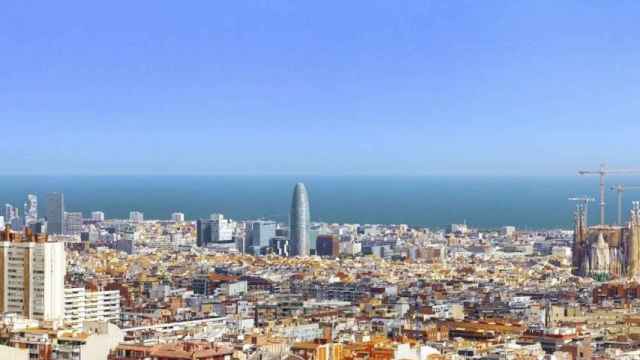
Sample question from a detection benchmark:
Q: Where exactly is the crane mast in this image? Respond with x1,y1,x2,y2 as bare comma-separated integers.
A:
578,163,640,225
610,185,640,225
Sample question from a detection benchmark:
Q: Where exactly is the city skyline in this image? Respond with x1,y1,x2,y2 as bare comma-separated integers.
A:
2,2,640,175
2,2,639,359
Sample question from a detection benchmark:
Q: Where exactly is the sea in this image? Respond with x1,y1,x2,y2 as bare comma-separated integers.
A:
1,175,639,230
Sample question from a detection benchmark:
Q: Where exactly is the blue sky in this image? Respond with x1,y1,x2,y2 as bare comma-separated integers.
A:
2,1,640,175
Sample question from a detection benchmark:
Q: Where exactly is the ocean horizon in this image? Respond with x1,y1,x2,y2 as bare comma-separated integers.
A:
1,175,639,230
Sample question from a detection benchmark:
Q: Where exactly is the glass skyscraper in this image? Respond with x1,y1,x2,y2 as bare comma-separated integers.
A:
46,192,65,235
289,182,310,256
24,194,38,227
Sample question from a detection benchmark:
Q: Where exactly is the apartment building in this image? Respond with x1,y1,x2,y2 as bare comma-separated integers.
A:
0,228,65,322
64,288,121,329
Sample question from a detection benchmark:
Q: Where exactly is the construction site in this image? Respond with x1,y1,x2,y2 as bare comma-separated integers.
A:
572,163,640,280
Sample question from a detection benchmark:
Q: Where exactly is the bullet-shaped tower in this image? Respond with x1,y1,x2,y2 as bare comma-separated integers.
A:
289,183,310,256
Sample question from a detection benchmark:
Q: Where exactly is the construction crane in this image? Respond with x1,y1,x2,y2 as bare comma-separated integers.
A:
610,185,640,225
568,197,595,226
578,163,640,225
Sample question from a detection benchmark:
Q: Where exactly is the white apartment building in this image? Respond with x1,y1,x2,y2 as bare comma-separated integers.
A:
64,288,121,329
0,235,65,322
171,212,185,223
210,213,234,242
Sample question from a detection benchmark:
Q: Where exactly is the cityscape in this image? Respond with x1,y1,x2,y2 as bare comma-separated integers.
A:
3,2,640,360
1,170,640,359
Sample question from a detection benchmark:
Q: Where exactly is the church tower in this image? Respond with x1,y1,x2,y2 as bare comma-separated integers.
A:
572,204,587,275
629,201,640,278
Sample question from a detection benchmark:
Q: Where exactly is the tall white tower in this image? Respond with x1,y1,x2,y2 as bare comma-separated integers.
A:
0,230,65,322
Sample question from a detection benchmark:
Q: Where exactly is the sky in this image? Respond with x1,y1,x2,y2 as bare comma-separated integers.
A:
1,1,640,176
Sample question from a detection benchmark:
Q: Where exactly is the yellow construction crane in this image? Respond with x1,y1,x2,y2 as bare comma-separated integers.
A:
610,185,640,225
578,163,640,225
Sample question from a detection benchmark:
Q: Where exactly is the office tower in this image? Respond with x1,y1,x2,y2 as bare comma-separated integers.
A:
245,220,277,254
129,211,144,223
196,214,234,247
3,204,21,229
316,235,340,257
210,213,233,242
91,211,105,222
0,216,4,231
64,212,83,236
46,192,65,235
171,212,185,223
196,219,211,247
0,228,66,322
24,194,38,227
289,182,310,256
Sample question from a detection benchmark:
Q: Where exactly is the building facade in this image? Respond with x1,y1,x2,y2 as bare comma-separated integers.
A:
64,212,83,236
572,203,640,279
316,235,339,257
245,220,276,254
196,214,234,247
0,228,65,322
64,288,121,329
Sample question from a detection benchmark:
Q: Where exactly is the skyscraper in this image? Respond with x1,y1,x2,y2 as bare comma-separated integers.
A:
24,194,38,227
3,204,20,229
289,182,310,256
46,192,65,235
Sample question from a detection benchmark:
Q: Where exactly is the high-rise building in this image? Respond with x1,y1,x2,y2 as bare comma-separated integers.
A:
196,219,211,247
46,192,65,235
129,211,144,223
245,220,277,254
316,235,339,257
64,212,83,235
91,211,105,222
0,228,66,322
289,182,310,257
171,212,185,223
196,214,234,247
24,194,38,227
3,204,21,229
